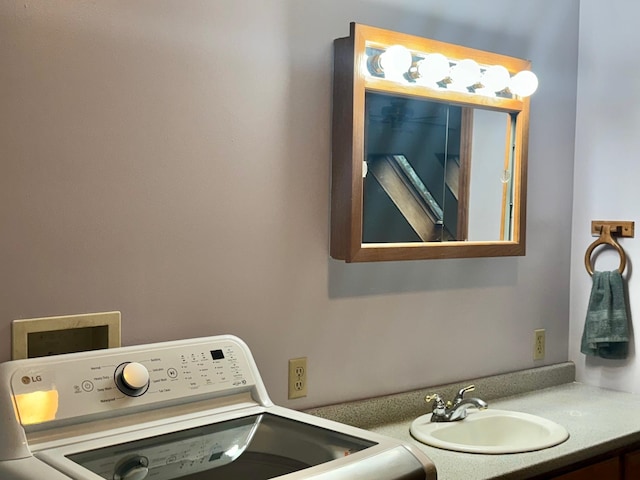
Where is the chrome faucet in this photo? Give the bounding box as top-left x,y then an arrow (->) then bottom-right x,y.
425,384 -> 488,422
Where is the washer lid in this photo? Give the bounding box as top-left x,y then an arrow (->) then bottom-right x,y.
66,413 -> 377,480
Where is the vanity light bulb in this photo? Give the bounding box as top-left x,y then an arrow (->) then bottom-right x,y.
510,70 -> 539,97
417,53 -> 450,84
449,59 -> 481,87
481,65 -> 510,93
379,45 -> 413,80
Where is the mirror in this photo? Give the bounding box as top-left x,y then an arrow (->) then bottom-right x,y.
331,23 -> 534,262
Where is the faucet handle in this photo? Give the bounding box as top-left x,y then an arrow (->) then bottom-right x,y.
425,394 -> 446,413
454,384 -> 476,403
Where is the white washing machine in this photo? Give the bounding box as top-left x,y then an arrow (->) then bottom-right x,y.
0,335 -> 436,479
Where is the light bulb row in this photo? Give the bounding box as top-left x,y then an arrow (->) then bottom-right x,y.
367,45 -> 538,98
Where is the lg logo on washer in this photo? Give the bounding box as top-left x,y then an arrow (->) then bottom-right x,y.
21,375 -> 43,385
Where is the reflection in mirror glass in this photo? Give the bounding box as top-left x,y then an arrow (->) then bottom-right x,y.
362,92 -> 511,244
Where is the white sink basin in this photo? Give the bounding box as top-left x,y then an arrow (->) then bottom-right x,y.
410,409 -> 569,454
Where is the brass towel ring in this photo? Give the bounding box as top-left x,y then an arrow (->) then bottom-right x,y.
584,225 -> 626,276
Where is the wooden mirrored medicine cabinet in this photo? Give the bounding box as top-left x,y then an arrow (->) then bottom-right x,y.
331,23 -> 534,262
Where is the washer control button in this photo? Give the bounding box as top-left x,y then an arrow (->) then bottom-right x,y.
81,380 -> 94,392
115,362 -> 150,397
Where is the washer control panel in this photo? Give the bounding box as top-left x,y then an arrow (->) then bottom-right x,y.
9,336 -> 257,427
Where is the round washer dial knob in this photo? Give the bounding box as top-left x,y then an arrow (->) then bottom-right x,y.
122,362 -> 150,390
114,455 -> 149,480
115,362 -> 150,397
122,467 -> 148,480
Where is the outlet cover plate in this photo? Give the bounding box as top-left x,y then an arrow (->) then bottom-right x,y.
288,357 -> 308,399
534,329 -> 545,361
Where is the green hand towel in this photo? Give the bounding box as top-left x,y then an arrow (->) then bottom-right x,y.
580,270 -> 629,359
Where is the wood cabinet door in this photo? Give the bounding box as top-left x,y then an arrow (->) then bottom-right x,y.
552,457 -> 621,480
623,449 -> 640,479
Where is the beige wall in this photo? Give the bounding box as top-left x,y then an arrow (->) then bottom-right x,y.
570,0 -> 640,393
0,0 -> 579,408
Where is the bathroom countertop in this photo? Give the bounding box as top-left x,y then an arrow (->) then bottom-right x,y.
307,364 -> 640,479
368,382 -> 640,479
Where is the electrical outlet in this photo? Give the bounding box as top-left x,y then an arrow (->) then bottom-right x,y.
534,329 -> 545,360
288,357 -> 307,399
